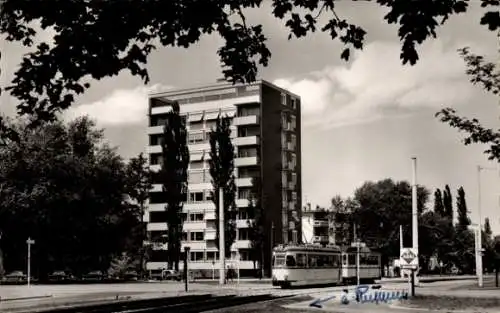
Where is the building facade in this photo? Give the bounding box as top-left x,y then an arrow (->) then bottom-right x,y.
145,80 -> 302,276
301,203 -> 354,247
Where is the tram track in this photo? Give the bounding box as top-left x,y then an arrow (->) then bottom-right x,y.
35,293 -> 289,313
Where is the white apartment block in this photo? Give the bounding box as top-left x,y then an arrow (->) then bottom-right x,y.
145,79 -> 302,276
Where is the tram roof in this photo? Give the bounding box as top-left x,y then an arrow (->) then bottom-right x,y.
343,246 -> 376,253
273,244 -> 342,253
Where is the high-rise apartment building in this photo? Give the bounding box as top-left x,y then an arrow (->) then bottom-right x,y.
145,80 -> 302,276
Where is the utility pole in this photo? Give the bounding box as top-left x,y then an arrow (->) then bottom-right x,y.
411,157 -> 419,285
219,188 -> 225,285
26,238 -> 35,287
354,223 -> 360,285
270,221 -> 275,278
477,165 -> 484,288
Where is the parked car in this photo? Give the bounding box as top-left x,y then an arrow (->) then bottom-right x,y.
48,271 -> 75,283
123,270 -> 139,281
163,269 -> 181,281
2,271 -> 27,284
82,270 -> 106,282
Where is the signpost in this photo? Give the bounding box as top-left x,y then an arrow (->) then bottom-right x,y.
26,238 -> 35,287
400,247 -> 418,296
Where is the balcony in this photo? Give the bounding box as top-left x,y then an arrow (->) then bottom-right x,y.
181,241 -> 206,251
146,145 -> 162,154
148,203 -> 166,212
236,177 -> 253,187
236,199 -> 250,207
147,125 -> 164,135
313,235 -> 329,243
205,229 -> 216,240
288,181 -> 295,189
286,142 -> 295,151
184,202 -> 215,212
183,221 -> 206,231
233,136 -> 260,146
313,220 -> 329,227
288,202 -> 295,211
236,219 -> 251,228
149,164 -> 161,172
151,184 -> 163,192
233,115 -> 259,126
234,156 -> 258,167
205,211 -> 216,220
147,223 -> 168,231
233,240 -> 251,249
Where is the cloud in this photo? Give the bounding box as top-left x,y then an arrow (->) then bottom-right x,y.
273,40 -> 475,129
65,84 -> 172,125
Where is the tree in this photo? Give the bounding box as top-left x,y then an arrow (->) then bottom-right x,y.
436,48 -> 500,162
247,178 -> 265,278
485,218 -> 492,238
2,1 -> 499,128
352,179 -> 430,269
209,114 -> 237,259
455,186 -> 470,232
159,101 -> 190,271
125,153 -> 153,277
0,116 -> 139,278
442,185 -> 454,222
433,189 -> 446,217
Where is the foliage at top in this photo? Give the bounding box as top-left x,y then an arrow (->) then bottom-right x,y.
1,0 -> 499,125
436,47 -> 500,162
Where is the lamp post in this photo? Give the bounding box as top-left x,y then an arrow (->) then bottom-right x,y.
26,238 -> 35,287
184,246 -> 190,292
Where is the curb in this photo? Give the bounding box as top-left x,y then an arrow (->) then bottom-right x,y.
0,295 -> 53,302
389,303 -> 500,313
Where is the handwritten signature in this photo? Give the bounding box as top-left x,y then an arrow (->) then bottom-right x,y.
310,285 -> 409,308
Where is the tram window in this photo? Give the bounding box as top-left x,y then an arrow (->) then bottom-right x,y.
275,256 -> 285,266
342,255 -> 347,265
348,254 -> 356,264
360,254 -> 367,264
317,255 -> 326,267
296,254 -> 307,267
286,255 -> 296,267
308,255 -> 318,267
333,255 -> 340,267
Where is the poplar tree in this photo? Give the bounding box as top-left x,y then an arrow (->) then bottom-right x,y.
160,101 -> 189,271
442,185 -> 453,222
433,189 -> 445,216
455,186 -> 470,232
209,115 -> 237,259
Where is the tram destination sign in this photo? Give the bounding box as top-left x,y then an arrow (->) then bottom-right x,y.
400,248 -> 418,269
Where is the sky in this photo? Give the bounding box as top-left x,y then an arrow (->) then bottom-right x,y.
1,2 -> 499,233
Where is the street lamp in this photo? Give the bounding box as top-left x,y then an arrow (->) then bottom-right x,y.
26,237 -> 35,287
184,246 -> 190,292
476,165 -> 499,287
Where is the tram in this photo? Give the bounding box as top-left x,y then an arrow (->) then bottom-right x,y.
271,244 -> 342,288
271,243 -> 382,288
341,246 -> 382,284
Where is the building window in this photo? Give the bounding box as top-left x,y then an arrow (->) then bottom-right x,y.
238,147 -> 258,158
150,211 -> 167,223
238,188 -> 251,200
189,213 -> 204,221
239,249 -> 251,261
204,190 -> 213,201
190,161 -> 204,170
190,121 -> 203,130
190,232 -> 204,241
188,132 -> 205,144
189,192 -> 204,203
149,192 -> 167,204
238,106 -> 260,117
190,251 -> 204,262
281,93 -> 287,106
207,251 -> 219,261
291,116 -> 296,130
150,154 -> 162,165
238,229 -> 249,240
238,208 -> 249,220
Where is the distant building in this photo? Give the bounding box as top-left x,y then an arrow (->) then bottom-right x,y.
301,203 -> 354,247
145,79 -> 302,276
